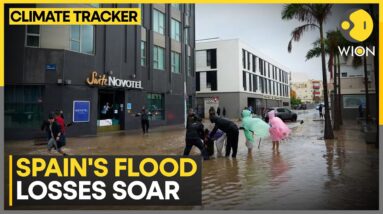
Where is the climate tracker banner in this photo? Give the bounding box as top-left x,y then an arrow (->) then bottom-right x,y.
6,156 -> 201,209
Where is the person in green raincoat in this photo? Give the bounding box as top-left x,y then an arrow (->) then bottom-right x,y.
241,109 -> 270,153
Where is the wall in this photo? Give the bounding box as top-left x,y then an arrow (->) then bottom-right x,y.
341,94 -> 377,120
196,92 -> 240,119
196,39 -> 240,92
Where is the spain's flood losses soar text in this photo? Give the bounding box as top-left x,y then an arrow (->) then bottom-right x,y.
8,156 -> 202,207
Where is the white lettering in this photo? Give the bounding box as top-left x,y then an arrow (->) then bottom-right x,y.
28,181 -> 47,200
146,181 -> 164,200
78,181 -> 91,200
127,181 -> 147,200
338,46 -> 351,56
92,181 -> 106,200
113,181 -> 127,200
48,181 -> 62,200
17,181 -> 29,200
366,46 -> 375,56
165,181 -> 179,200
63,181 -> 77,200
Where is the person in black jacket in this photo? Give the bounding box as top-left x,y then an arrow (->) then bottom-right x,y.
217,107 -> 221,117
141,108 -> 150,134
209,113 -> 239,158
184,114 -> 209,160
47,113 -> 67,156
186,108 -> 201,129
41,118 -> 51,140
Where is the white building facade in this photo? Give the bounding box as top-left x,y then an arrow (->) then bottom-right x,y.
336,55 -> 376,119
195,39 -> 291,119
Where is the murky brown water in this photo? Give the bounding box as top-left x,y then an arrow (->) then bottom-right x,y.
5,110 -> 379,210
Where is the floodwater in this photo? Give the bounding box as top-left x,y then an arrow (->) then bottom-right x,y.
5,110 -> 379,210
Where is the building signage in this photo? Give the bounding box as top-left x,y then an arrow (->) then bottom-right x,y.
127,103 -> 132,110
73,100 -> 90,123
45,64 -> 56,71
86,71 -> 142,89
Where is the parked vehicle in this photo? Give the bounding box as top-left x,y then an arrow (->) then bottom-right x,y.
299,104 -> 307,110
264,107 -> 297,122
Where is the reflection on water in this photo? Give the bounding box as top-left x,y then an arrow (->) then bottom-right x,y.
270,151 -> 289,187
5,110 -> 379,210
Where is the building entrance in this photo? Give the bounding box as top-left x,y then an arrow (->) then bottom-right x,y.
98,90 -> 125,132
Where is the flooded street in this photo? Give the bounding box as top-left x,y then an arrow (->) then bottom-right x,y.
5,110 -> 379,210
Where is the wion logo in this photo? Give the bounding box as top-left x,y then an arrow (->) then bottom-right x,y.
338,8 -> 375,57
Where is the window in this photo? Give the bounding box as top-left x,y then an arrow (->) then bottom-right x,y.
249,73 -> 252,92
171,19 -> 181,41
279,84 -> 282,96
259,58 -> 263,75
263,61 -> 266,75
171,52 -> 180,73
153,46 -> 165,70
253,75 -> 257,91
153,9 -> 165,34
147,93 -> 165,120
206,49 -> 217,69
140,41 -> 146,66
26,25 -> 40,47
260,77 -> 264,93
196,72 -> 200,91
184,28 -> 189,44
273,82 -> 275,95
206,71 -> 217,91
242,49 -> 246,69
5,86 -> 43,129
272,66 -> 275,79
247,52 -> 251,70
252,55 -> 256,72
70,25 -> 94,54
268,64 -> 271,77
243,71 -> 247,91
171,4 -> 181,9
342,72 -> 347,77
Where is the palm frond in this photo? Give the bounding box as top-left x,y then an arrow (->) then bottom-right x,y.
281,4 -> 319,24
312,38 -> 321,47
305,46 -> 322,60
287,38 -> 293,53
291,23 -> 319,42
281,4 -> 304,20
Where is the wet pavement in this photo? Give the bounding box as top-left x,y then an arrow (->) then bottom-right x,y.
5,110 -> 379,210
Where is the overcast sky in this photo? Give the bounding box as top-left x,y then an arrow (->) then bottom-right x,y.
195,4 -> 367,82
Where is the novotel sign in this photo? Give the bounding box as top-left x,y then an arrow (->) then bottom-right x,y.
86,71 -> 142,89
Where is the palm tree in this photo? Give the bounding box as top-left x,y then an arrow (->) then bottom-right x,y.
306,30 -> 346,130
282,4 -> 334,139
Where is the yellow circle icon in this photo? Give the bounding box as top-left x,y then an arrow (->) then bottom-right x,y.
341,21 -> 351,30
356,47 -> 364,55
